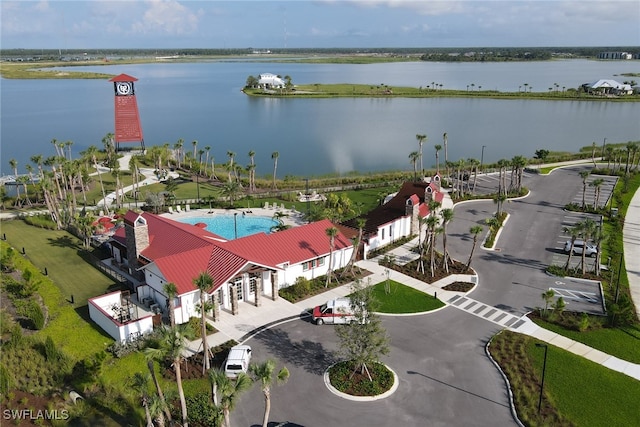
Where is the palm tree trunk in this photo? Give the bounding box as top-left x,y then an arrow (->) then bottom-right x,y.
262,392 -> 271,427
147,360 -> 172,422
175,358 -> 189,427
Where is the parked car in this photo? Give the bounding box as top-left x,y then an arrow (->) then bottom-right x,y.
563,239 -> 598,257
224,345 -> 252,378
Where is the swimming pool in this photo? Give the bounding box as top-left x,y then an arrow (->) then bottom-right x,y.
178,214 -> 278,240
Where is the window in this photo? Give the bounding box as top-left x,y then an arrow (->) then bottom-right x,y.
382,228 -> 385,240
302,257 -> 325,271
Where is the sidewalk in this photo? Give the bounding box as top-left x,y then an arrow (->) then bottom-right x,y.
623,185 -> 640,320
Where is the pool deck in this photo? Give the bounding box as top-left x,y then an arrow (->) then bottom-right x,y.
160,206 -> 308,230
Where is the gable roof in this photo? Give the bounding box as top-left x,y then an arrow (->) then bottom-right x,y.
342,181 -> 443,236
114,212 -> 351,296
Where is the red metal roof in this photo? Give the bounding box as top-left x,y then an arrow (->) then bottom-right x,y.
109,73 -> 139,82
113,212 -> 351,296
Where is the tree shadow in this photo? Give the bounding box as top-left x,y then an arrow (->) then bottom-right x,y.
253,328 -> 338,376
480,251 -> 547,271
47,235 -> 80,249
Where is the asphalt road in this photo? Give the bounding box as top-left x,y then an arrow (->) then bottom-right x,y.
232,165 -> 611,427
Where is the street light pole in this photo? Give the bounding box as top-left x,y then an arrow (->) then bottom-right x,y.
196,152 -> 202,207
535,343 -> 548,414
480,145 -> 486,172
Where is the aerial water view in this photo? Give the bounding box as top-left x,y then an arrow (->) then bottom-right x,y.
1,1 -> 639,426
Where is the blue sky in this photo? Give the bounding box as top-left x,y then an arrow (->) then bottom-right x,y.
2,1 -> 638,49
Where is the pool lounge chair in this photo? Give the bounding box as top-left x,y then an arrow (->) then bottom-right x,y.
168,206 -> 175,214
176,205 -> 183,213
185,204 -> 190,212
264,202 -> 270,209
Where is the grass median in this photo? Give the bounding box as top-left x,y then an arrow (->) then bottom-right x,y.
370,280 -> 444,313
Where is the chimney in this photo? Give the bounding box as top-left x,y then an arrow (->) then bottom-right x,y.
124,212 -> 149,276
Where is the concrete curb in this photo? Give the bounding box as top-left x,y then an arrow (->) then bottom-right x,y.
485,335 -> 525,427
323,362 -> 399,402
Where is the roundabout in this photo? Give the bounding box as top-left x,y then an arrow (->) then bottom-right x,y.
324,362 -> 399,402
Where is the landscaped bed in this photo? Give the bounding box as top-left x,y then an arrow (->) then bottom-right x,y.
369,280 -> 444,313
328,361 -> 394,397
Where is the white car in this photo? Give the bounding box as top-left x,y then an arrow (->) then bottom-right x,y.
563,240 -> 598,257
224,345 -> 252,378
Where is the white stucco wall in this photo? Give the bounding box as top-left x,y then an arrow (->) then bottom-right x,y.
88,291 -> 154,343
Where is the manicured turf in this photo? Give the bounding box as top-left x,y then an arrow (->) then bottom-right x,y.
1,219 -> 117,306
370,280 -> 444,313
526,335 -> 640,427
532,318 -> 640,364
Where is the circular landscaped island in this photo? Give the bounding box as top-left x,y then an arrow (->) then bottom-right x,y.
324,361 -> 398,401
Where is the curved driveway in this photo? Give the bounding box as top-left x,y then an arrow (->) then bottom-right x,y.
233,166 -> 597,427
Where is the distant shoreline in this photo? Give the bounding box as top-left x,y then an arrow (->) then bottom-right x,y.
243,84 -> 640,102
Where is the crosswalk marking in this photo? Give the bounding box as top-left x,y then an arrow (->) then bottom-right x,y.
446,295 -> 524,329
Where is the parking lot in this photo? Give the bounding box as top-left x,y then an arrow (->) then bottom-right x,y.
546,277 -> 606,316
550,211 -> 603,271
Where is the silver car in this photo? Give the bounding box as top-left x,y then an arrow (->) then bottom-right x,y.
563,240 -> 598,257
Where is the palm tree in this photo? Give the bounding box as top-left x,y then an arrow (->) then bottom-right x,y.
226,151 -> 235,182
541,289 -> 555,318
424,214 -> 440,277
467,158 -> 480,193
439,208 -> 454,273
248,150 -> 256,192
416,134 -> 427,177
164,282 -> 178,328
147,394 -> 168,427
209,369 -> 252,427
130,372 -> 154,427
443,132 -> 448,167
271,151 -> 279,190
191,140 -> 198,160
204,145 -> 211,175
8,159 -> 21,204
408,151 -> 419,181
466,225 -> 484,269
590,178 -> 604,209
143,348 -> 173,423
174,139 -> 184,169
493,192 -> 507,217
510,155 -> 527,193
624,141 -> 635,175
579,218 -> 597,276
249,359 -> 290,427
579,170 -> 590,210
342,218 -> 366,278
563,223 -> 582,271
434,144 -> 442,175
192,271 -> 214,374
221,181 -> 241,208
145,325 -> 192,427
325,226 -> 338,287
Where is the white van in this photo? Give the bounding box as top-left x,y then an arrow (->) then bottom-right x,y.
312,298 -> 357,325
224,345 -> 252,378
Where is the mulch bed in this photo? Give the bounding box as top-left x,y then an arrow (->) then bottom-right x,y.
442,281 -> 475,292
383,254 -> 473,284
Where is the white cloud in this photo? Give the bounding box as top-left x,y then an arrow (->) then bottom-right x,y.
131,0 -> 202,35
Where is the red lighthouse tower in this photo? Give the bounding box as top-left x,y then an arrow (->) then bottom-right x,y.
109,73 -> 145,152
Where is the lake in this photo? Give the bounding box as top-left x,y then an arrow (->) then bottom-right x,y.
1,59 -> 639,177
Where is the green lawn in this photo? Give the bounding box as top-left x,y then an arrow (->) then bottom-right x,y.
370,280 -> 444,313
1,219 -> 118,306
532,318 -> 640,364
526,336 -> 640,427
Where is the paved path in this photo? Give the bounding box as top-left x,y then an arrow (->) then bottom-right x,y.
623,184 -> 640,319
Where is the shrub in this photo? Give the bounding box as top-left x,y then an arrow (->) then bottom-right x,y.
27,300 -> 46,330
578,312 -> 590,332
186,393 -> 221,426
